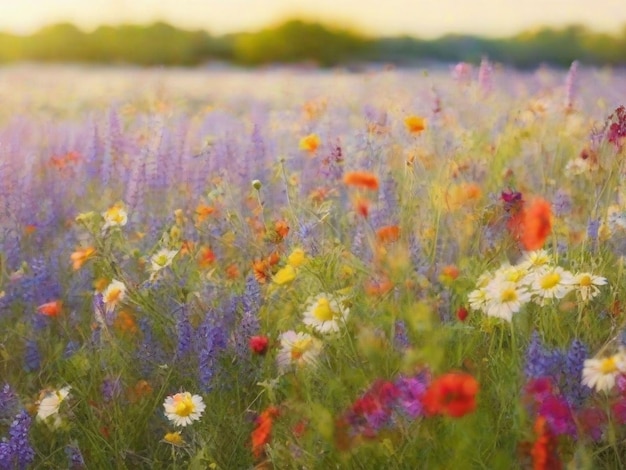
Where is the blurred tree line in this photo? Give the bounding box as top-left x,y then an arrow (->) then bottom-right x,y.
1,20 -> 625,67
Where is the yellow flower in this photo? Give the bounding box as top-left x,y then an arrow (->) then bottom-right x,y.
299,134 -> 321,154
404,115 -> 426,134
287,248 -> 306,267
273,265 -> 296,285
163,431 -> 185,447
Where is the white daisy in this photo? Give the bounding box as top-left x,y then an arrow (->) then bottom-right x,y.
582,352 -> 626,392
150,248 -> 178,273
102,203 -> 128,230
468,272 -> 493,313
276,331 -> 322,372
37,386 -> 71,428
102,279 -> 126,312
517,250 -> 551,273
529,266 -> 575,304
302,293 -> 349,334
484,279 -> 532,322
493,263 -> 531,286
163,392 -> 206,427
574,272 -> 607,302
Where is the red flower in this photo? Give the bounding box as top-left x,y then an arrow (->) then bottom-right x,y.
249,335 -> 269,355
251,406 -> 280,459
456,307 -> 469,322
521,198 -> 552,251
37,300 -> 63,317
343,171 -> 380,191
422,372 -> 479,418
530,416 -> 561,470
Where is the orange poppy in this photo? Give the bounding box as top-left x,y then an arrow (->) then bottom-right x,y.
521,198 -> 552,251
343,171 -> 379,191
251,406 -> 280,459
225,264 -> 240,279
530,416 -> 561,470
70,246 -> 96,270
37,300 -> 63,317
299,134 -> 321,154
404,115 -> 427,134
197,246 -> 216,268
422,372 -> 479,418
195,204 -> 215,224
376,225 -> 400,244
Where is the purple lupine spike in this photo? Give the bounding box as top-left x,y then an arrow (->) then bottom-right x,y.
564,338 -> 591,407
23,340 -> 40,373
552,190 -> 572,217
175,304 -> 194,359
65,443 -> 86,469
0,410 -> 35,470
524,331 -> 563,380
197,308 -> 229,392
0,384 -> 18,420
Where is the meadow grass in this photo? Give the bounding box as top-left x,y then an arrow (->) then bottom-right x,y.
1,62 -> 626,469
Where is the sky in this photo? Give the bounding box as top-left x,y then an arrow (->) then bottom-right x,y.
2,0 -> 626,38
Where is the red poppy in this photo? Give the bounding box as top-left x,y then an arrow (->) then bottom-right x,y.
37,300 -> 63,318
249,336 -> 269,355
251,406 -> 280,459
376,225 -> 400,244
422,372 -> 479,418
521,198 -> 552,251
343,171 -> 380,191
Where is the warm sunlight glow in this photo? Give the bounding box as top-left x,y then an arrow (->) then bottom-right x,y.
1,0 -> 625,37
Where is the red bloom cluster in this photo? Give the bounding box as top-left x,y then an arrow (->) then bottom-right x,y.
422,372 -> 479,418
251,406 -> 280,459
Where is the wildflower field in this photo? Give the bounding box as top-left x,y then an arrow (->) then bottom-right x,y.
3,61 -> 626,469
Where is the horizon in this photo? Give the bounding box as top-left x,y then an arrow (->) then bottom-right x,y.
2,0 -> 626,39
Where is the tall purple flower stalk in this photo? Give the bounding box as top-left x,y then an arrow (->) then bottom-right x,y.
175,304 -> 194,360
564,60 -> 579,111
197,307 -> 229,392
0,410 -> 35,470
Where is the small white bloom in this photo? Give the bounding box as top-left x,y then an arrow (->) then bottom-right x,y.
529,266 -> 575,304
163,392 -> 206,427
102,279 -> 126,312
102,203 -> 128,230
517,250 -> 551,273
574,272 -> 607,302
150,249 -> 178,273
484,279 -> 532,322
37,386 -> 71,428
582,352 -> 626,392
276,331 -> 322,372
302,293 -> 349,334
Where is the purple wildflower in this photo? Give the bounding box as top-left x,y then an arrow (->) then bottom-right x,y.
524,332 -> 563,380
564,60 -> 578,111
394,374 -> 427,418
175,304 -> 194,359
539,394 -> 576,437
0,384 -> 18,420
197,308 -> 229,392
65,443 -> 86,469
563,339 -> 591,407
0,410 -> 35,470
101,377 -> 122,403
23,340 -> 40,373
393,320 -> 410,350
552,190 -> 572,217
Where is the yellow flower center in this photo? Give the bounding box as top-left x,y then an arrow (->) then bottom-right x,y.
164,432 -> 184,445
540,272 -> 561,290
313,298 -> 336,321
173,395 -> 195,417
291,338 -> 312,360
579,275 -> 592,287
600,356 -> 618,374
105,288 -> 122,304
500,288 -> 518,302
106,207 -> 125,224
505,269 -> 524,283
155,255 -> 168,266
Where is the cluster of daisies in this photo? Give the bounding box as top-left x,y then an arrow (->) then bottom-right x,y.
276,292 -> 350,373
467,250 -> 607,322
